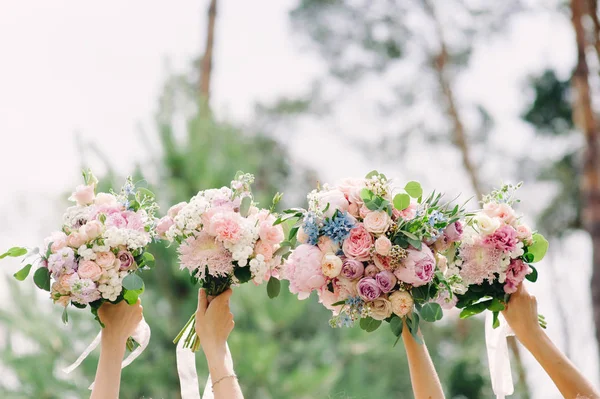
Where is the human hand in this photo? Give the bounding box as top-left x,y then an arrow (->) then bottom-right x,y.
195,288 -> 234,361
502,283 -> 543,341
98,299 -> 143,344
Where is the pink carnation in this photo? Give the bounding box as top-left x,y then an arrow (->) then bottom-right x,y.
459,240 -> 504,285
178,233 -> 233,279
284,244 -> 326,300
504,259 -> 530,294
259,220 -> 284,245
484,225 -> 518,252
394,245 -> 435,287
208,211 -> 244,243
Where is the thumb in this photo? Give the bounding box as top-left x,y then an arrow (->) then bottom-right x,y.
197,288 -> 208,318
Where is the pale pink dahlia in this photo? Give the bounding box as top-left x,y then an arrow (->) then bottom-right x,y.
504,258 -> 530,294
178,233 -> 233,279
459,241 -> 504,285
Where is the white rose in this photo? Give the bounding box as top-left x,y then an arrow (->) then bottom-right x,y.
321,253 -> 343,278
370,297 -> 393,320
474,213 -> 501,236
363,211 -> 391,235
389,291 -> 414,317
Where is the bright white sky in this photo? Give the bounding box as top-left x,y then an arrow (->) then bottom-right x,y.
0,1 -> 595,397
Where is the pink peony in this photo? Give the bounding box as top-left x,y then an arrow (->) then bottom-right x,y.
178,233 -> 233,278
504,259 -> 530,294
208,211 -> 244,243
123,211 -> 145,232
259,221 -> 285,245
156,216 -> 174,238
284,244 -> 326,300
95,251 -> 117,269
342,224 -> 373,261
167,202 -> 187,218
484,225 -> 518,252
374,236 -> 392,256
106,212 -> 128,229
444,221 -> 463,242
348,203 -> 360,218
77,260 -> 103,281
394,245 -> 435,287
363,211 -> 391,235
317,189 -> 350,218
318,287 -> 343,314
70,184 -> 95,206
254,239 -> 274,261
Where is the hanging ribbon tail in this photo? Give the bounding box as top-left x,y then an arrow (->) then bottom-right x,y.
177,320 -> 201,399
485,312 -> 515,399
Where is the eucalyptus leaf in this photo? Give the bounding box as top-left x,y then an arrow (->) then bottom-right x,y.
13,264 -> 32,281
390,316 -> 403,337
526,265 -> 538,282
240,196 -> 252,217
528,233 -> 549,262
359,317 -> 382,332
267,277 -> 281,299
0,247 -> 28,259
137,187 -> 155,199
33,267 -> 51,291
404,181 -> 423,198
420,302 -> 443,322
122,273 -> 144,291
393,193 -> 410,211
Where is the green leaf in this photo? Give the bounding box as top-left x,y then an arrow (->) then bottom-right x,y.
234,266 -> 252,284
411,286 -> 429,303
523,252 -> 534,263
390,316 -> 404,337
267,277 -> 281,299
420,302 -> 443,322
273,246 -> 291,258
62,306 -> 69,325
124,286 -> 145,305
33,267 -> 51,291
487,297 -> 506,312
406,238 -> 422,250
142,252 -> 155,268
331,300 -> 347,307
526,265 -> 538,282
240,196 -> 252,217
13,264 -> 32,281
404,181 -> 423,198
137,187 -> 155,199
359,316 -> 382,332
365,170 -> 380,179
122,273 -> 144,291
528,233 -> 549,263
402,230 -> 419,241
393,193 -> 410,211
360,188 -> 374,203
0,247 -> 28,259
492,311 -> 500,328
408,313 -> 422,344
459,299 -> 492,319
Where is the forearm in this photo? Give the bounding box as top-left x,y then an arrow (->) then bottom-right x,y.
519,330 -> 599,399
90,333 -> 126,399
206,346 -> 244,399
402,327 -> 445,399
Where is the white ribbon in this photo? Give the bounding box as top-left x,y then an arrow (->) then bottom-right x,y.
485,312 -> 514,399
63,317 -> 151,390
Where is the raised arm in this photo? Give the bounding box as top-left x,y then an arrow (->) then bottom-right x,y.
402,322 -> 445,399
503,284 -> 599,399
195,288 -> 243,399
90,299 -> 143,399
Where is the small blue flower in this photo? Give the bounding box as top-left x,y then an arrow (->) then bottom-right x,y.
303,212 -> 321,246
322,212 -> 355,245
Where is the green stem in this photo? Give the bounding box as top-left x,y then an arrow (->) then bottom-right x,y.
173,312 -> 196,345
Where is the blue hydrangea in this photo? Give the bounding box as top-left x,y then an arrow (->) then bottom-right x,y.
302,212 -> 321,246
322,212 -> 355,245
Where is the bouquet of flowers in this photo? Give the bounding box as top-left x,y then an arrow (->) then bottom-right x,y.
279,171 -> 468,343
452,183 -> 549,328
1,170 -> 158,335
158,172 -> 286,351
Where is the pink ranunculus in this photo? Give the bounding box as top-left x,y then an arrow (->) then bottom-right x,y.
394,245 -> 435,287
69,184 -> 95,206
374,236 -> 392,256
284,244 -> 327,299
484,224 -> 518,252
167,202 -> 187,218
78,260 -> 103,281
342,224 -> 373,261
95,251 -> 117,269
444,221 -> 463,242
504,258 -> 530,294
397,203 -> 417,221
255,239 -> 274,261
106,212 -> 127,229
363,211 -> 391,235
156,216 -> 174,238
117,250 -> 135,271
317,189 -> 350,218
516,224 -> 533,245
364,264 -> 379,278
259,221 -> 285,245
209,211 -> 243,243
484,202 -> 517,226
94,193 -> 118,207
66,233 -> 87,249
124,211 -> 145,232
83,220 -> 103,240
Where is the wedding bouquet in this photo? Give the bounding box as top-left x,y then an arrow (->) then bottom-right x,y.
279,171 -> 468,343
1,170 -> 158,332
452,183 -> 549,328
158,172 -> 286,351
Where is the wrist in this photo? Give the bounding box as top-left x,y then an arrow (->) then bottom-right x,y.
204,344 -> 228,365
101,329 -> 129,346
514,324 -> 544,347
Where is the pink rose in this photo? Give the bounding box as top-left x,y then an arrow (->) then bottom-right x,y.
83,220 -> 103,240
397,203 -> 417,221
77,260 -> 103,281
484,225 -> 518,252
318,236 -> 339,253
284,244 -> 327,299
156,216 -> 174,238
394,245 -> 435,287
484,203 -> 517,225
516,224 -> 533,245
321,253 -> 343,278
259,221 -> 285,245
117,250 -> 135,271
363,211 -> 391,235
168,202 -> 187,218
444,221 -> 463,242
94,193 -> 118,207
335,178 -> 365,205
69,184 -> 95,206
364,264 -> 379,278
374,236 -> 392,256
341,258 -> 365,280
95,251 -> 117,269
318,189 -> 349,218
209,212 -> 243,243
342,224 -> 373,261
389,291 -> 414,317
45,231 -> 68,253
254,239 -> 274,261
66,233 -> 87,249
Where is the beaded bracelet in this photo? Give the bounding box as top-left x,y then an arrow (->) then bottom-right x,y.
212,374 -> 237,391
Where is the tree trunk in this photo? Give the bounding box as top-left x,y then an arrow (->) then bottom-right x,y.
571,0 -> 600,373
587,0 -> 600,66
421,1 -> 530,396
199,0 -> 217,113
